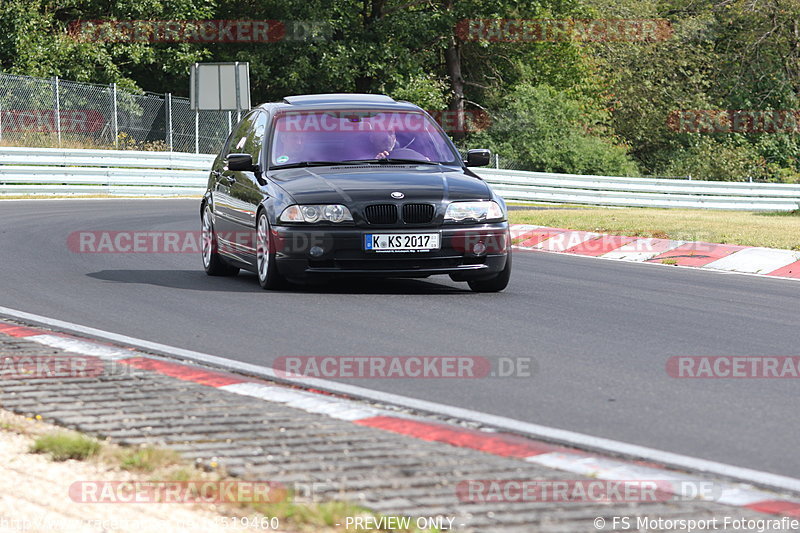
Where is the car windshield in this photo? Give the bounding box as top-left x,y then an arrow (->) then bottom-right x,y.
270,110 -> 459,167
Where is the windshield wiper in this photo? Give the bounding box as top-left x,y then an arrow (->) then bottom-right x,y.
385,158 -> 441,165
339,158 -> 441,166
269,161 -> 363,170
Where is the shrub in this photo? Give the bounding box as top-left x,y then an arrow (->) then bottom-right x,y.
30,432 -> 101,461
468,83 -> 639,176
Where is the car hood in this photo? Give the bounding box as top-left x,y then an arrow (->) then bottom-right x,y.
267,164 -> 492,205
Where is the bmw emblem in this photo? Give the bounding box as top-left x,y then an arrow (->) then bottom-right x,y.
391,191 -> 405,199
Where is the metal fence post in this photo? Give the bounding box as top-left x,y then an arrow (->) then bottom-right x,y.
112,83 -> 118,149
234,61 -> 242,123
166,93 -> 173,151
495,153 -> 499,169
227,111 -> 232,135
54,76 -> 62,147
195,109 -> 199,154
0,98 -> 3,144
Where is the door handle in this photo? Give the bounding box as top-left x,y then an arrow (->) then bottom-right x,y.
222,175 -> 236,185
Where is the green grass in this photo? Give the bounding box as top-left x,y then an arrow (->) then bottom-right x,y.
0,133 -> 169,151
23,425 -> 436,532
30,431 -> 101,461
510,207 -> 800,250
116,446 -> 182,473
0,421 -> 23,432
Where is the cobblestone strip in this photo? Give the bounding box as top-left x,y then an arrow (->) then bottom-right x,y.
0,327 -> 798,532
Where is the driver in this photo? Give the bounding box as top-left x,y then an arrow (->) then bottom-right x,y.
368,129 -> 397,159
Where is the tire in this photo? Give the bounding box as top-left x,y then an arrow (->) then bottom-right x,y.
202,204 -> 239,277
256,212 -> 288,290
468,251 -> 511,293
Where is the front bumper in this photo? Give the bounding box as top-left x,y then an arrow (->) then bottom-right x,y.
272,222 -> 510,280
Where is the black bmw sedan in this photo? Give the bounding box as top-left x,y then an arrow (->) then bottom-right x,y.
201,93 -> 511,292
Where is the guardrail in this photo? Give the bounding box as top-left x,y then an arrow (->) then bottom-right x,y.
475,168 -> 800,211
2,147 -> 800,209
0,147 -> 214,196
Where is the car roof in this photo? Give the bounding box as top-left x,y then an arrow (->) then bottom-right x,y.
283,94 -> 396,105
257,93 -> 422,113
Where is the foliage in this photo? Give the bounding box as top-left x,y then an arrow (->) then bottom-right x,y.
3,0 -> 800,179
469,83 -> 639,175
30,431 -> 101,461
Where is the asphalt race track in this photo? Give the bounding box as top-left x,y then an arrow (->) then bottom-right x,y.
1,199 -> 798,478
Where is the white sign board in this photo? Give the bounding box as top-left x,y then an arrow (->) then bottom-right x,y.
190,62 -> 251,112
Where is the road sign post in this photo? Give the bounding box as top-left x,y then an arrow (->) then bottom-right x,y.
190,62 -> 251,123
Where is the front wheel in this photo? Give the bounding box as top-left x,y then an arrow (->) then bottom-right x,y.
202,205 -> 239,277
468,252 -> 511,293
256,213 -> 288,290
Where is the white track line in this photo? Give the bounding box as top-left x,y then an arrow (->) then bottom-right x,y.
219,382 -> 386,421
30,334 -> 139,360
514,244 -> 800,285
0,304 -> 798,495
704,247 -> 800,274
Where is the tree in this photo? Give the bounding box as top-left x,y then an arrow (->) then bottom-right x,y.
469,83 -> 639,175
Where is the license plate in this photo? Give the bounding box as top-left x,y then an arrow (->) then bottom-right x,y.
364,233 -> 440,252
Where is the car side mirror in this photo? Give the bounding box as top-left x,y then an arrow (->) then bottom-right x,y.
466,149 -> 491,167
227,153 -> 256,171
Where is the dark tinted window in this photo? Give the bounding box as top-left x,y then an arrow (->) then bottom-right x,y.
270,110 -> 459,165
227,112 -> 268,165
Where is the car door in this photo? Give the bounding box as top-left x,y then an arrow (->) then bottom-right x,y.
226,110 -> 270,262
209,126 -> 237,221
213,111 -> 260,261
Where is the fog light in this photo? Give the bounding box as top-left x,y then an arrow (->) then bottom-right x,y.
473,242 -> 487,255
309,246 -> 324,257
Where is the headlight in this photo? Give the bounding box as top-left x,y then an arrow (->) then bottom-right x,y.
279,204 -> 353,223
444,201 -> 504,222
